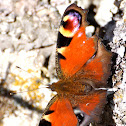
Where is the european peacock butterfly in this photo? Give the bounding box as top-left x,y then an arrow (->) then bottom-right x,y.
38,3 -> 112,126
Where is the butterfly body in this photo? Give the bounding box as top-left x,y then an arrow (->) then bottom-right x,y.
39,3 -> 112,126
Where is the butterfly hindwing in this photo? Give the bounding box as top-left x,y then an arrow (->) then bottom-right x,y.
74,40 -> 112,88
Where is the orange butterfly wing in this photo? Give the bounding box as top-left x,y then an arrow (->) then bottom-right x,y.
39,95 -> 78,126
39,91 -> 106,126
74,40 -> 112,88
57,27 -> 97,78
56,4 -> 98,79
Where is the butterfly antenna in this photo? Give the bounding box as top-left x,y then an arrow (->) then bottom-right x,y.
16,66 -> 40,79
10,85 -> 50,96
12,66 -> 51,96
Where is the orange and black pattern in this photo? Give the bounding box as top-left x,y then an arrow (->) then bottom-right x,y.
39,3 -> 112,126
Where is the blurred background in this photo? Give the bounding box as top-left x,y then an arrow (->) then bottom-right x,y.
0,0 -> 126,126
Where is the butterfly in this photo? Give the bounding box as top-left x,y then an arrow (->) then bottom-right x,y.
38,3 -> 112,126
